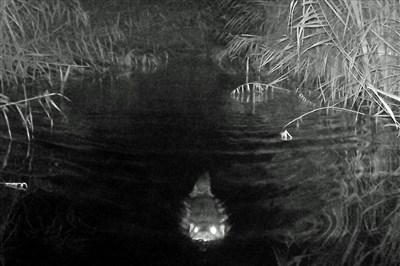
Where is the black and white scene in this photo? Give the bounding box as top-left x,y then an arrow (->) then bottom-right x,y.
0,0 -> 400,265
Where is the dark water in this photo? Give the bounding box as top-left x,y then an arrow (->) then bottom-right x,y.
1,58 -> 400,265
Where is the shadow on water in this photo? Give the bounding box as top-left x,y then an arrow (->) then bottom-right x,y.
1,58 -> 400,265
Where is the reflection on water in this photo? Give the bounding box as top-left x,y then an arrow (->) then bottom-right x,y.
0,187 -> 22,266
1,59 -> 400,264
181,172 -> 228,244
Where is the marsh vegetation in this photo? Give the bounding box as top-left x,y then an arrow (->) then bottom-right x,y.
2,1 -> 400,265
5,0 -> 400,135
216,0 -> 400,265
0,0 -> 214,139
219,0 -> 400,127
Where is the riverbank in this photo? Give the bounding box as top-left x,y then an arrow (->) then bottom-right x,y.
0,0 -> 219,138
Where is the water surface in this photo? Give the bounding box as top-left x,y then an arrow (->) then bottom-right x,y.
1,58 -> 400,265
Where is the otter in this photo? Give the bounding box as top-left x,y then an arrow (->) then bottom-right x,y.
181,172 -> 229,243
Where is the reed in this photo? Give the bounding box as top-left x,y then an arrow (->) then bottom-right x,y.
0,0 -> 88,85
216,0 -> 289,42
223,0 -> 400,127
0,0 -> 90,139
1,0 -> 214,85
0,0 -> 170,138
219,2 -> 400,263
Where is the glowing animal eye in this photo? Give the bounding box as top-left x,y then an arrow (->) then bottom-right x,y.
194,226 -> 199,233
209,226 -> 217,235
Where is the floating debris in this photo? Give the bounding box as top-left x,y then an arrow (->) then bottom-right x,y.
1,182 -> 28,191
280,130 -> 293,141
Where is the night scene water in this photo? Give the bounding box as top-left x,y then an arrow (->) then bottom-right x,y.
1,57 -> 400,266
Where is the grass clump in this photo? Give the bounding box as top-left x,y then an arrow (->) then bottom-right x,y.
1,0 -> 215,139
84,0 -> 216,56
0,0 -> 89,86
0,0 -> 89,139
0,0 -> 220,139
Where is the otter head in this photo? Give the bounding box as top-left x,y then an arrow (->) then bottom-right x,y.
190,172 -> 213,197
189,222 -> 226,242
